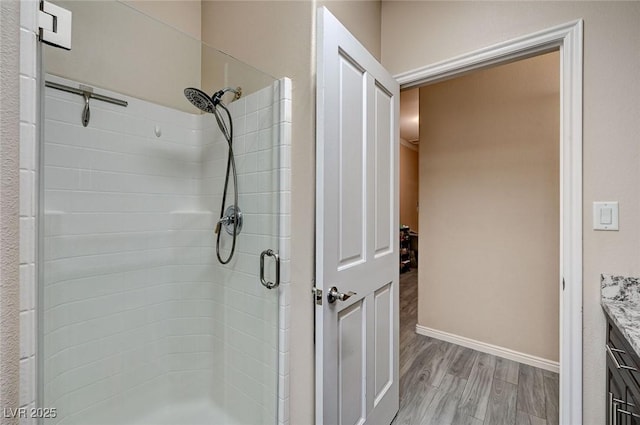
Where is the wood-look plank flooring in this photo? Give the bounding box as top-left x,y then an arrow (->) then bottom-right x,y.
393,269 -> 558,425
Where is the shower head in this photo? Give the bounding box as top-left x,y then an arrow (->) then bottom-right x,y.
184,86 -> 242,113
184,87 -> 215,113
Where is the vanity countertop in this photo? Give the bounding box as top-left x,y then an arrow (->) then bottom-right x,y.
601,274 -> 640,359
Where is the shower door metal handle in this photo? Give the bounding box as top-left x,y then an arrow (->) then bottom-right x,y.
260,249 -> 280,289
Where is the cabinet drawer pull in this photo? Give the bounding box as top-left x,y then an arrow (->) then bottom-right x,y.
607,344 -> 638,371
612,396 -> 636,407
618,408 -> 640,419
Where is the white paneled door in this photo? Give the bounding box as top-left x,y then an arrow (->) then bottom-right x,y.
315,7 -> 400,425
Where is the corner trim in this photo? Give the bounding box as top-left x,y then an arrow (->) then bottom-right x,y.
415,324 -> 560,373
394,20 -> 582,88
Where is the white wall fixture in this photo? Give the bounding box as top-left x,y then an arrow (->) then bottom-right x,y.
593,201 -> 619,231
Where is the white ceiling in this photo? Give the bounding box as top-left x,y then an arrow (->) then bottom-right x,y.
400,87 -> 419,143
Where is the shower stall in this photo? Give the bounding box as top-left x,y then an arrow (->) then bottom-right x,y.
36,2 -> 290,424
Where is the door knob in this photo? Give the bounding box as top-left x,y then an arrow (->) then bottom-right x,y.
327,286 -> 356,304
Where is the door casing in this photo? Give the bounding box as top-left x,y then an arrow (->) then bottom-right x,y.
394,20 -> 584,425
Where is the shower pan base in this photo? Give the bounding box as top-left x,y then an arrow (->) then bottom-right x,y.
131,399 -> 238,425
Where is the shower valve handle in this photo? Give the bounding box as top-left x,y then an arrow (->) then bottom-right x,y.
216,206 -> 243,236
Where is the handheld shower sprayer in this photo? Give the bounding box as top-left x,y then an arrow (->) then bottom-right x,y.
184,85 -> 243,264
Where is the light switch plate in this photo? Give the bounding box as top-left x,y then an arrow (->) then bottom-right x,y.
593,201 -> 619,230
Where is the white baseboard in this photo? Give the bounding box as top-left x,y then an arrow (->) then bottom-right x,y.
415,324 -> 560,374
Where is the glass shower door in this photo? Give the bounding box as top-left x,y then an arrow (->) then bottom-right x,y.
39,2 -> 281,424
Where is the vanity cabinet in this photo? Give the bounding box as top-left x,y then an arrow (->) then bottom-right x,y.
606,316 -> 640,424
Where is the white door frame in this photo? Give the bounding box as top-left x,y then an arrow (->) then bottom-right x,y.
393,20 -> 583,425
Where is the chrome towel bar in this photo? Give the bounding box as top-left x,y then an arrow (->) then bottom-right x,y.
45,80 -> 128,127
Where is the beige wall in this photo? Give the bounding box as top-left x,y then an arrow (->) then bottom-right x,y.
201,1 -> 381,423
382,2 -> 640,423
400,141 -> 419,231
124,0 -> 202,40
0,0 -> 21,422
418,52 -> 560,361
200,44 -> 275,104
45,1 -> 202,112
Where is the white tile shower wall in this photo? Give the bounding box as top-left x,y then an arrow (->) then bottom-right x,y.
42,76 -> 207,425
19,2 -> 39,423
36,76 -> 290,425
198,81 -> 291,425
